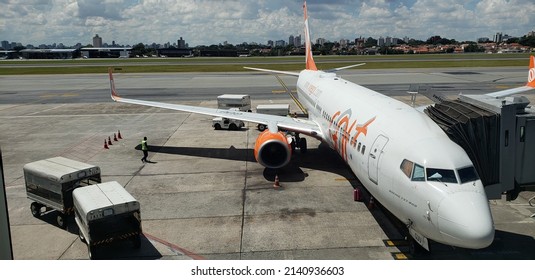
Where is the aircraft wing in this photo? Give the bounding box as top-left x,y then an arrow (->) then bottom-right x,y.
485,55 -> 535,98
485,85 -> 535,98
109,69 -> 324,140
243,67 -> 300,77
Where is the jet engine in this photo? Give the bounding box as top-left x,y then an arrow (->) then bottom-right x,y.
254,130 -> 292,169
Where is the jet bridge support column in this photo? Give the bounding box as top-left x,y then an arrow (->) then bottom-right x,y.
0,147 -> 13,259
495,100 -> 517,199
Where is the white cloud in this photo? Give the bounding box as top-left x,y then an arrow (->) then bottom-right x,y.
476,0 -> 535,31
0,0 -> 533,47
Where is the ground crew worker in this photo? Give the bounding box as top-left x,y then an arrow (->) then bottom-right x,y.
141,136 -> 148,163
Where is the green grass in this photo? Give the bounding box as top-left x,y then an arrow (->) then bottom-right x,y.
0,53 -> 532,75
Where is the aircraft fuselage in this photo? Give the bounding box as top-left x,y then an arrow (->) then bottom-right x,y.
296,70 -> 495,249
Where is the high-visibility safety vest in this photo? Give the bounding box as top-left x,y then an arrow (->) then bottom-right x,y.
141,140 -> 148,151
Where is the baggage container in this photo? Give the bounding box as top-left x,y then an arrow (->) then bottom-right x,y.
73,181 -> 142,259
23,157 -> 101,228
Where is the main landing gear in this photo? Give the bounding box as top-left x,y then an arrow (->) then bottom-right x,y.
290,133 -> 307,154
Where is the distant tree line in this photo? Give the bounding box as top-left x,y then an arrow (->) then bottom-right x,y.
4,34 -> 534,58
519,35 -> 535,47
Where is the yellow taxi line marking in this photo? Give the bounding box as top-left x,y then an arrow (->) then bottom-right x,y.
62,93 -> 79,97
272,90 -> 297,94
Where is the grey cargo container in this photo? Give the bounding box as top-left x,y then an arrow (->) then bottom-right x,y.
23,157 -> 101,228
73,181 -> 141,259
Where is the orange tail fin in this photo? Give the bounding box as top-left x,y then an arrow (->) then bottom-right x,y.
303,1 -> 317,71
527,55 -> 535,88
108,67 -> 121,101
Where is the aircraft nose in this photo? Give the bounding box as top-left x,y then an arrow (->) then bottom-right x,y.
438,192 -> 494,249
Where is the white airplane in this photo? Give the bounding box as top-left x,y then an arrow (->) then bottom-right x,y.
109,1 -> 535,253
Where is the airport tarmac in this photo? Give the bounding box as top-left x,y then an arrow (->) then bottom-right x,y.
1,68 -> 534,260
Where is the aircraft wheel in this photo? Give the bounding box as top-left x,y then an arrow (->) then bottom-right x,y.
88,245 -> 96,260
30,202 -> 41,218
258,124 -> 266,131
408,236 -> 428,258
291,140 -> 296,153
214,124 -> 221,130
299,138 -> 307,154
79,229 -> 86,243
56,213 -> 66,229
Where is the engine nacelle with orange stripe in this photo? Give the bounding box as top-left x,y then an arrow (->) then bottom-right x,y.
254,130 -> 292,169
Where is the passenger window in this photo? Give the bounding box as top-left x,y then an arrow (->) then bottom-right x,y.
400,159 -> 414,178
357,142 -> 361,152
411,164 -> 425,181
361,145 -> 366,154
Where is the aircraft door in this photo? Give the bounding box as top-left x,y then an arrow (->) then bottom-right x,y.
368,135 -> 389,184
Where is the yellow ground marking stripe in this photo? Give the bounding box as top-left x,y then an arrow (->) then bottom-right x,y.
40,93 -> 79,98
384,239 -> 409,247
392,252 -> 409,260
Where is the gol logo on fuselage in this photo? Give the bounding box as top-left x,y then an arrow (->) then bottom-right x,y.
329,109 -> 376,162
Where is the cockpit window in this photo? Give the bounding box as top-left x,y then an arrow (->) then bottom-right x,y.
411,164 -> 425,181
458,166 -> 479,184
426,168 -> 458,184
400,159 -> 413,178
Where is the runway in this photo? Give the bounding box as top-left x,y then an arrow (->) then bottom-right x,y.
0,67 -> 528,104
1,67 -> 534,260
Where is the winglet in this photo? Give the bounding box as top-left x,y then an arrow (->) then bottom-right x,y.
108,67 -> 121,101
527,55 -> 535,88
303,1 -> 317,71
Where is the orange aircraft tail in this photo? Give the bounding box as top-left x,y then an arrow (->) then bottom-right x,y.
527,55 -> 535,88
303,1 -> 317,71
108,67 -> 121,101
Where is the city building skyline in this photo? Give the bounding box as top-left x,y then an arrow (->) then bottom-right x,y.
2,29 -> 534,53
92,34 -> 102,48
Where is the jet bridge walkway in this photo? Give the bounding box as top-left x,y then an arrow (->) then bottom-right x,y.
425,100 -> 500,187
424,94 -> 535,200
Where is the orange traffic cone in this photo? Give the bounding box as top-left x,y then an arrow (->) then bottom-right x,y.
273,175 -> 280,189
117,130 -> 122,139
113,133 -> 118,141
104,140 -> 109,149
108,136 -> 113,146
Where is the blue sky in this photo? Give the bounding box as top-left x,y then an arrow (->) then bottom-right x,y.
1,0 -> 534,47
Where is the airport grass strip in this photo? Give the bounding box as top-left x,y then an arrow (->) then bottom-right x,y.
0,55 -> 531,75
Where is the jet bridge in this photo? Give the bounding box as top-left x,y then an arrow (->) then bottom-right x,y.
424,94 -> 535,200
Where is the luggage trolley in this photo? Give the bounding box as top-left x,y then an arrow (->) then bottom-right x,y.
23,157 -> 101,228
73,181 -> 142,259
